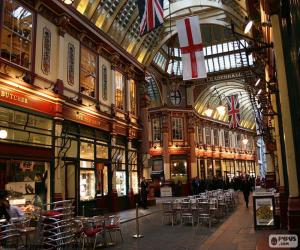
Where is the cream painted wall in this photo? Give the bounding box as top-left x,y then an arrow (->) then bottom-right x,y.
98,56 -> 112,105
63,33 -> 80,97
35,15 -> 59,85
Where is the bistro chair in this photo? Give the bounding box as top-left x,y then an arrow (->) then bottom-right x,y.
0,222 -> 24,249
197,202 -> 211,228
105,215 -> 123,244
81,216 -> 105,250
162,202 -> 176,226
180,202 -> 194,226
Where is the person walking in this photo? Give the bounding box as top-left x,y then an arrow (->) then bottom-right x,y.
242,176 -> 252,208
140,177 -> 148,209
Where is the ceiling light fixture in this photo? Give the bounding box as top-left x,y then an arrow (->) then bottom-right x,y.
257,89 -> 262,95
255,78 -> 261,86
62,0 -> 74,4
216,102 -> 226,117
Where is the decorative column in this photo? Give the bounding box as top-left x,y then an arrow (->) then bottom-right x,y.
204,157 -> 208,180
188,113 -> 197,178
271,13 -> 300,233
162,112 -> 170,180
55,15 -> 69,95
139,81 -> 151,179
54,118 -> 64,201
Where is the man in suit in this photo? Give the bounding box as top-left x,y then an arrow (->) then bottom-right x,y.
140,177 -> 148,209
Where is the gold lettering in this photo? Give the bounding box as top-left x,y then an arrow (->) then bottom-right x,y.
0,90 -> 29,104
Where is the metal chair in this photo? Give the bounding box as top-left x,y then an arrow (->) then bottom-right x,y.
197,202 -> 211,228
180,202 -> 194,226
105,215 -> 123,244
162,202 -> 176,226
0,223 -> 24,249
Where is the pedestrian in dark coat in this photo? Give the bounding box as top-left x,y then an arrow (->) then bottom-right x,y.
140,177 -> 148,209
242,177 -> 252,208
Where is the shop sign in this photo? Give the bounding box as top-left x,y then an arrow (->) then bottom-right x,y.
254,197 -> 275,227
169,148 -> 187,154
63,106 -> 110,131
0,85 -> 57,115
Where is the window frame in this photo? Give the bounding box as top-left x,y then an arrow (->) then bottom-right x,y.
171,117 -> 183,141
0,0 -> 34,71
80,46 -> 98,98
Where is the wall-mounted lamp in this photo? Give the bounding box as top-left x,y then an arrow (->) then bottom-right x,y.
242,138 -> 249,145
244,20 -> 253,34
0,129 -> 8,139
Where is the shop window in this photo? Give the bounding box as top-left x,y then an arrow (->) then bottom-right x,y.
152,118 -> 161,142
1,0 -> 32,68
95,163 -> 108,196
96,144 -> 108,159
115,71 -> 124,110
80,140 -> 94,160
102,65 -> 108,101
215,160 -> 221,177
213,128 -> 219,146
237,133 -> 241,149
224,130 -> 229,147
130,79 -> 136,115
170,159 -> 187,184
0,107 -> 52,148
205,127 -> 211,145
171,117 -> 183,140
80,167 -> 95,201
197,126 -> 203,144
207,158 -> 213,178
4,160 -> 49,205
116,171 -> 126,196
128,150 -> 138,194
80,46 -> 96,98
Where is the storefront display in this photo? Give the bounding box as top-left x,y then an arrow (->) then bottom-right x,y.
4,160 -> 49,205
170,159 -> 187,184
80,169 -> 95,200
116,171 -> 126,196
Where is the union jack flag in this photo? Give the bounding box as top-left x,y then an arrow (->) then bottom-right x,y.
226,94 -> 241,129
137,0 -> 164,36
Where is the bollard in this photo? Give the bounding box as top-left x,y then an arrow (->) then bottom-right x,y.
132,203 -> 144,238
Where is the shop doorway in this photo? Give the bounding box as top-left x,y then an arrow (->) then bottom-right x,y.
65,162 -> 78,212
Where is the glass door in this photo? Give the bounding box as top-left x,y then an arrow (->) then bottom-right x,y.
65,162 -> 78,212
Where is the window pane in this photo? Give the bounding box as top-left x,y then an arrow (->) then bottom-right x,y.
80,141 -> 94,160
130,79 -> 136,115
115,71 -> 124,109
172,117 -> 183,140
80,169 -> 95,200
80,47 -> 96,98
1,1 -> 32,68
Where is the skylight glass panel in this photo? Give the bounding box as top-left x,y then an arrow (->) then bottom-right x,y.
228,42 -> 234,51
219,56 -> 225,70
206,46 -> 212,56
212,45 -> 217,54
230,54 -> 236,68
223,43 -> 228,52
213,58 -> 220,71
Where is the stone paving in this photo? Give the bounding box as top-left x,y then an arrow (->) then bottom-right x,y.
103,193 -> 246,250
103,193 -> 288,250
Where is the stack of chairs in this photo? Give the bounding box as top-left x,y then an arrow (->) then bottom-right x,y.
36,200 -> 75,249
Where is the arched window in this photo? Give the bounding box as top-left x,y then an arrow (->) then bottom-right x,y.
102,65 -> 107,101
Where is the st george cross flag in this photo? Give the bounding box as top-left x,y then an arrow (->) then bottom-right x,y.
176,16 -> 207,80
137,0 -> 164,36
226,94 -> 241,129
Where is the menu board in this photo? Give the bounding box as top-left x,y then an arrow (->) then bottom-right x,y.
254,196 -> 275,228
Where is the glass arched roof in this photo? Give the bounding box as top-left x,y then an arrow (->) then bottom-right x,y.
73,0 -> 248,64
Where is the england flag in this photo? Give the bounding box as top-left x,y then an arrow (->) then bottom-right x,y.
176,16 -> 207,80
